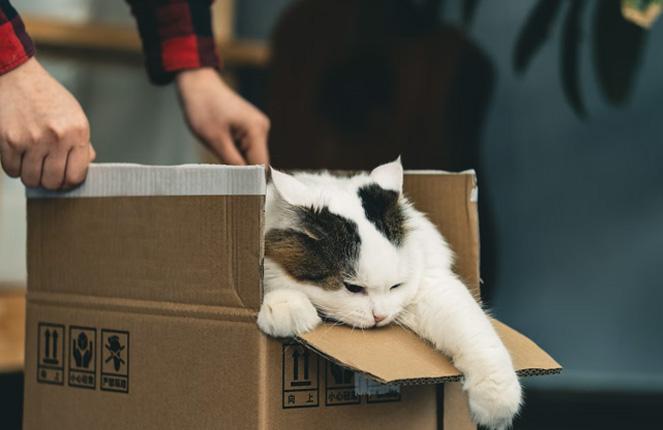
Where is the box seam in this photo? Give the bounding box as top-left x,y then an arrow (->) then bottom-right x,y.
26,291 -> 257,323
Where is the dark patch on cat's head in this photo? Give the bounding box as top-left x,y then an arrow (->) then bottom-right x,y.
358,184 -> 405,246
265,206 -> 360,290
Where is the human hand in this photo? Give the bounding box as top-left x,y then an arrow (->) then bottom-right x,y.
176,68 -> 270,166
0,57 -> 95,189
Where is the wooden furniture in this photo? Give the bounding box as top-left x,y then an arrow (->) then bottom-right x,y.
0,287 -> 25,373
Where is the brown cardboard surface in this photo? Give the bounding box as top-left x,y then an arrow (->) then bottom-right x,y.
27,195 -> 263,310
23,295 -> 437,430
403,172 -> 480,300
24,301 -> 264,429
444,383 -> 476,430
263,334 -> 438,430
23,165 -> 559,430
298,319 -> 561,384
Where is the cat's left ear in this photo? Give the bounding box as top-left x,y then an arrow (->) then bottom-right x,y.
370,156 -> 403,193
270,168 -> 310,206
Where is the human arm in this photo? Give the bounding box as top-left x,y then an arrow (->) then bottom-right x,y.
0,1 -> 94,189
126,0 -> 269,165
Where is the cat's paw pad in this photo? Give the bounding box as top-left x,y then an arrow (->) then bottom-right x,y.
466,370 -> 522,430
257,290 -> 322,338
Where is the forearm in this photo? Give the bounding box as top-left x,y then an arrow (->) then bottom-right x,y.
126,0 -> 219,85
0,0 -> 35,74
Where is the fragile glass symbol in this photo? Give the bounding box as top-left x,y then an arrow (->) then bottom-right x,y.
73,332 -> 93,368
105,336 -> 126,371
330,363 -> 354,385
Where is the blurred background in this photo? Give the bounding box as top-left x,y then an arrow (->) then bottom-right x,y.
1,0 -> 662,429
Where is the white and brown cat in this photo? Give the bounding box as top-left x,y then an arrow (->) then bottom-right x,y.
257,159 -> 521,430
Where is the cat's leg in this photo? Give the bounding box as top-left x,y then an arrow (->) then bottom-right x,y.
400,273 -> 521,430
257,289 -> 322,337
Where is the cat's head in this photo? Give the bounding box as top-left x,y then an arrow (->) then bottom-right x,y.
264,158 -> 421,329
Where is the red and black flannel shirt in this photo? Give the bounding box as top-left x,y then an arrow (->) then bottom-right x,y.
0,0 -> 219,84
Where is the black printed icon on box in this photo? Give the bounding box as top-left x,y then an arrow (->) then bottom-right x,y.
37,322 -> 65,385
325,362 -> 360,406
68,326 -> 96,389
100,329 -> 129,393
282,342 -> 319,408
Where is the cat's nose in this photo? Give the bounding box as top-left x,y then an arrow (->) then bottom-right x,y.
373,313 -> 386,323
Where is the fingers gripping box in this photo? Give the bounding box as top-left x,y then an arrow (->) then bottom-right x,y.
23,164 -> 560,429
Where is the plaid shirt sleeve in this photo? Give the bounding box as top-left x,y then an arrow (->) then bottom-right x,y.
126,0 -> 220,85
0,0 -> 35,75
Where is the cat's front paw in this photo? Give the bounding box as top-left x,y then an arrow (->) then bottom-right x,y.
465,368 -> 522,430
257,290 -> 322,338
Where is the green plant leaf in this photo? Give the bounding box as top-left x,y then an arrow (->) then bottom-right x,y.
593,0 -> 647,105
561,0 -> 588,118
513,0 -> 564,74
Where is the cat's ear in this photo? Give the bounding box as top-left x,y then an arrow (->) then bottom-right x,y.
370,156 -> 403,193
270,168 -> 310,205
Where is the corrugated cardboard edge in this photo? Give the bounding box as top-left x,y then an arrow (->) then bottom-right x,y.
25,163 -> 266,198
297,320 -> 561,385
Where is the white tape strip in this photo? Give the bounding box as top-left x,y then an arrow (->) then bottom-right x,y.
26,163 -> 266,198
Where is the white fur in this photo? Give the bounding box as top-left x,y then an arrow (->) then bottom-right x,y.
369,156 -> 403,192
258,159 -> 521,429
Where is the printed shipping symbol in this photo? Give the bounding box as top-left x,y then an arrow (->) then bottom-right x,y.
73,332 -> 93,368
282,343 -> 319,408
291,348 -> 311,386
68,327 -> 97,389
105,336 -> 126,371
330,363 -> 354,385
100,330 -> 129,393
43,329 -> 60,365
37,323 -> 65,385
325,361 -> 360,406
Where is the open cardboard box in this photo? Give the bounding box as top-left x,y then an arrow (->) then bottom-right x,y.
23,164 -> 560,429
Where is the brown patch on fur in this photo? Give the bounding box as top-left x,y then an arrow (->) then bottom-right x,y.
265,207 -> 360,290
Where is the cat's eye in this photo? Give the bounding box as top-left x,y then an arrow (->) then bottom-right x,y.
344,282 -> 365,294
390,283 -> 402,290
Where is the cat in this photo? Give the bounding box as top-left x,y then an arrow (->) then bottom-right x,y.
257,158 -> 521,430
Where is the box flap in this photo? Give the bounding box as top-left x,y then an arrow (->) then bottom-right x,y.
403,171 -> 480,300
297,320 -> 561,384
26,164 -> 265,310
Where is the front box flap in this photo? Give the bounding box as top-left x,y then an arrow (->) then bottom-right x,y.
298,320 -> 561,384
26,164 -> 265,310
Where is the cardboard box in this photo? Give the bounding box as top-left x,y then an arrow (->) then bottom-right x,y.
23,164 -> 560,429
